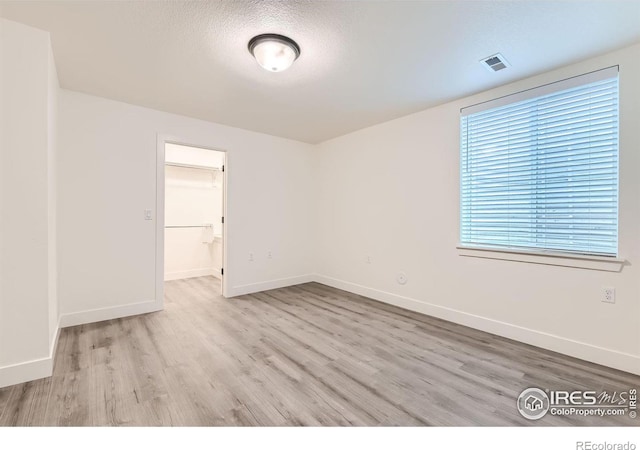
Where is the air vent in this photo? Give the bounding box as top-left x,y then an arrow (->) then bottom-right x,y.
481,53 -> 510,72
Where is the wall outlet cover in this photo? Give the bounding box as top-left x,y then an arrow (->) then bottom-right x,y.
602,287 -> 615,304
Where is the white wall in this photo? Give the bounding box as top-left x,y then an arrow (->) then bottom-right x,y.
0,18 -> 59,387
164,145 -> 224,281
315,43 -> 640,374
57,90 -> 315,325
47,41 -> 59,348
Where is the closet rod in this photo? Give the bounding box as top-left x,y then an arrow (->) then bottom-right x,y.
165,162 -> 221,172
165,225 -> 212,229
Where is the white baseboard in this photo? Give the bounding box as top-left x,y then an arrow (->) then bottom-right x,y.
164,267 -> 216,281
313,274 -> 640,376
0,298 -> 161,388
0,318 -> 61,389
59,299 -> 162,328
229,274 -> 315,297
4,272 -> 635,388
0,356 -> 53,389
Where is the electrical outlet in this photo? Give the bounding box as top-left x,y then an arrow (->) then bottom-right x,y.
365,256 -> 372,264
267,251 -> 272,259
249,253 -> 254,262
602,287 -> 615,304
144,209 -> 153,220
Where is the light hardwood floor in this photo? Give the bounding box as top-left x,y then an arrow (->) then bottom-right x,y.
1,276 -> 638,426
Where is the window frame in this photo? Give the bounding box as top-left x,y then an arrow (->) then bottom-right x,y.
458,66 -> 622,270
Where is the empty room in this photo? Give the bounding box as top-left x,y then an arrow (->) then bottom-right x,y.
1,0 -> 639,446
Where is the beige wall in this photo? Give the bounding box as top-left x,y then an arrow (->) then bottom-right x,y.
0,18 -> 59,386
47,38 -> 59,348
315,43 -> 640,374
57,89 -> 316,323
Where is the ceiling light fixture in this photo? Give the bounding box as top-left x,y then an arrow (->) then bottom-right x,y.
248,34 -> 300,72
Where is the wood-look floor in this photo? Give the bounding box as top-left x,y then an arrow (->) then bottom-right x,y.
1,276 -> 638,426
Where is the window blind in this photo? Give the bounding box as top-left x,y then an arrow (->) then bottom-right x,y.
460,67 -> 619,256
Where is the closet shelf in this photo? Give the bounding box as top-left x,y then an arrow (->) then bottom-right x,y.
165,225 -> 213,229
165,162 -> 221,172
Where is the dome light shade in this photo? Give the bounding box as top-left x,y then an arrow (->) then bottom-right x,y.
248,34 -> 300,72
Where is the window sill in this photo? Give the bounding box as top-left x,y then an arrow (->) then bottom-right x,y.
457,245 -> 626,272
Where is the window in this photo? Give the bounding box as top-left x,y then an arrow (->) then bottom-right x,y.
460,67 -> 619,257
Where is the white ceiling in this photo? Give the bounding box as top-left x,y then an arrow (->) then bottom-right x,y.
1,1 -> 639,143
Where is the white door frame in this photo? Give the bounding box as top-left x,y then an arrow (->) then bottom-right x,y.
155,134 -> 229,308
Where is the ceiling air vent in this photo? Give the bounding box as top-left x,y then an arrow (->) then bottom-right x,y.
481,53 -> 510,72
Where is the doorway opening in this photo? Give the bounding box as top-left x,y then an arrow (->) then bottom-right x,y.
157,140 -> 227,303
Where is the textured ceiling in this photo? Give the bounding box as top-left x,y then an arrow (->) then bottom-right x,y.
1,1 -> 639,143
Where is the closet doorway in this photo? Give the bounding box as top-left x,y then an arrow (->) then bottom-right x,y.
158,141 -> 227,298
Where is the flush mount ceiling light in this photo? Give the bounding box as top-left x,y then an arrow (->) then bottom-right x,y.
248,34 -> 300,72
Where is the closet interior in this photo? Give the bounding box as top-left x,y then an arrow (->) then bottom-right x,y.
164,143 -> 225,290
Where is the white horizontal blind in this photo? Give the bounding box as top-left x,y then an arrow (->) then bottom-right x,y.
460,69 -> 619,256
